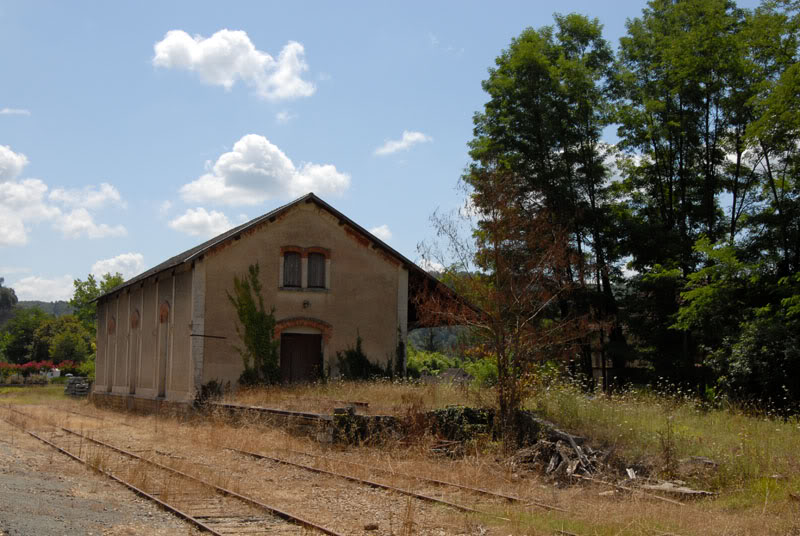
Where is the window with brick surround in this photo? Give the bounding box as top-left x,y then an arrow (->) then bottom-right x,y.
308,252 -> 326,288
283,252 -> 301,287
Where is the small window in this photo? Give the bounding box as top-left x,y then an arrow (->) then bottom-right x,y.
308,253 -> 326,288
283,252 -> 301,287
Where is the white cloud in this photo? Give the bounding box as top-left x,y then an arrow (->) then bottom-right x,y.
179,134 -> 350,206
159,200 -> 172,216
91,253 -> 145,280
153,29 -> 315,101
12,274 -> 74,301
59,208 -> 127,239
418,259 -> 445,273
0,145 -> 127,245
0,266 -> 31,276
369,224 -> 392,241
275,110 -> 294,124
49,182 -> 125,209
374,130 -> 433,156
169,207 -> 234,238
0,108 -> 30,116
0,145 -> 29,181
0,178 -> 62,246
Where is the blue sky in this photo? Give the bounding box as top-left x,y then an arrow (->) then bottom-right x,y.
0,0 -> 758,301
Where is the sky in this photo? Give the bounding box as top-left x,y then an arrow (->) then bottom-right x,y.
0,0 -> 760,301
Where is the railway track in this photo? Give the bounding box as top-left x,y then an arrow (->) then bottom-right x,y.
228,445 -> 503,519
2,408 -> 343,536
18,404 -> 566,514
272,446 -> 567,512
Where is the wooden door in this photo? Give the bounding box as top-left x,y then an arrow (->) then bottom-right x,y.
280,334 -> 323,383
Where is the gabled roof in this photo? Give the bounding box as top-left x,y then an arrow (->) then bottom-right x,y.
96,193 -> 445,303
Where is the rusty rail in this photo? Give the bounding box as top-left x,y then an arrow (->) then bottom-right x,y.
62,408 -> 134,427
56,426 -> 345,535
279,446 -> 566,513
2,408 -> 345,536
228,446 -> 509,520
26,428 -> 226,535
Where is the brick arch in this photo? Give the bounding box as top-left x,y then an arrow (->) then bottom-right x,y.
306,246 -> 331,259
280,245 -> 305,257
274,317 -> 332,344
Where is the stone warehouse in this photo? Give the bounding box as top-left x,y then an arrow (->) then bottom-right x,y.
92,193 -> 454,404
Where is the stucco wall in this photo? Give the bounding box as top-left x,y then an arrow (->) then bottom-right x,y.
94,269 -> 194,402
112,293 -> 129,393
201,202 -> 406,386
138,277 -> 157,392
94,300 -> 108,392
168,270 -> 193,397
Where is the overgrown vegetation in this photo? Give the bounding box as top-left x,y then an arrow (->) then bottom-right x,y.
405,345 -> 497,387
0,272 -> 120,378
410,0 -> 800,435
227,262 -> 280,386
336,335 -> 388,380
530,375 -> 800,497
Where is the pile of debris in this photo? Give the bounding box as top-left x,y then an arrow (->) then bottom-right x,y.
510,438 -> 608,478
64,376 -> 91,397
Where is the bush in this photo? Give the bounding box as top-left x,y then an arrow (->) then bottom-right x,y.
464,357 -> 498,387
406,345 -> 498,387
77,359 -> 95,382
336,335 -> 386,380
406,346 -> 456,377
711,307 -> 800,413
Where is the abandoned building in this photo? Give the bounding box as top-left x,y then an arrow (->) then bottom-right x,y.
92,193 -> 455,406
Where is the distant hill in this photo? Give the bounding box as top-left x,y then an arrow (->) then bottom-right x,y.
17,301 -> 73,317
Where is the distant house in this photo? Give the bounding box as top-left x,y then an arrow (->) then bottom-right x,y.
92,193 -> 455,405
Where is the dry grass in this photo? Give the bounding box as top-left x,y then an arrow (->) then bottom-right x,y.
4,385 -> 800,534
227,380 -> 490,415
530,381 -> 800,511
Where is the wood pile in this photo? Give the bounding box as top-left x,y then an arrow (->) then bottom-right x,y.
510,439 -> 607,478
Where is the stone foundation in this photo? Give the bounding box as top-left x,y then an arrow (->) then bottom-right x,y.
90,391 -> 190,416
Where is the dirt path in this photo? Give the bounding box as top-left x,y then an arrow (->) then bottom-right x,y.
0,419 -> 199,536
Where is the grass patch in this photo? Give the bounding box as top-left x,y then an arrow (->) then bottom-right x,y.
529,380 -> 800,508
0,384 -> 67,404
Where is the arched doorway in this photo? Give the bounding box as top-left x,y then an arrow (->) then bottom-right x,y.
275,318 -> 331,383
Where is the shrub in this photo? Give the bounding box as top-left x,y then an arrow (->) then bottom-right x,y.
77,358 -> 95,381
227,263 -> 280,386
406,346 -> 456,377
336,335 -> 385,380
464,357 -> 498,387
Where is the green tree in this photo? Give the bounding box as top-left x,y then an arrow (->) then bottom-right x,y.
28,314 -> 93,364
31,316 -> 58,362
1,307 -> 51,364
227,263 -> 280,385
0,277 -> 18,327
612,0 -> 762,384
69,273 -> 125,332
465,13 -> 622,385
